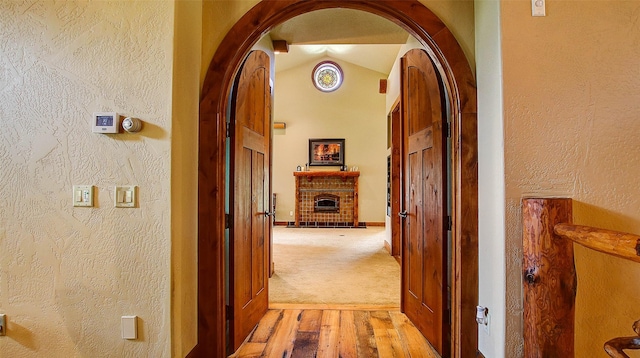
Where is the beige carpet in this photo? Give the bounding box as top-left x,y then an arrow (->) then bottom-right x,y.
269,227 -> 401,306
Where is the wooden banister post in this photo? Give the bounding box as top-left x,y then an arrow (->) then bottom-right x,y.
522,198 -> 576,358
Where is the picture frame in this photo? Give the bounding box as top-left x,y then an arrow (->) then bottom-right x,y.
308,138 -> 345,166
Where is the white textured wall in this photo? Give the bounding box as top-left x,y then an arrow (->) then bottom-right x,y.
0,1 -> 174,356
502,1 -> 640,356
272,59 -> 388,223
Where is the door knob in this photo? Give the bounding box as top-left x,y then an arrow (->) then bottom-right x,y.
263,211 -> 274,217
398,211 -> 408,218
524,267 -> 538,284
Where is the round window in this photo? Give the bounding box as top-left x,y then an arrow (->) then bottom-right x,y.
312,61 -> 343,92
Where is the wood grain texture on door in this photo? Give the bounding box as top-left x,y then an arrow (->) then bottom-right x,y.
400,48 -> 449,356
229,50 -> 272,352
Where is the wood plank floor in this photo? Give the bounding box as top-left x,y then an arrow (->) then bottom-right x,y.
229,309 -> 441,358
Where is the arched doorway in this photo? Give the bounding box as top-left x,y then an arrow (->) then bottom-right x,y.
198,1 -> 477,357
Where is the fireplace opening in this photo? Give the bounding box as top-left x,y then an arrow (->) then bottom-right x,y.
314,194 -> 340,213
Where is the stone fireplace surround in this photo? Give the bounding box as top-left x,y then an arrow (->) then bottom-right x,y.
293,171 -> 360,227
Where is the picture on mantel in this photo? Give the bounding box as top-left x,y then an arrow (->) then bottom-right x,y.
308,138 -> 345,166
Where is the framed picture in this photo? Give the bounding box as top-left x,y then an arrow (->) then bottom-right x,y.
309,138 -> 345,166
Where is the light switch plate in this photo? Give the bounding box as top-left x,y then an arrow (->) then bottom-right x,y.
73,185 -> 94,207
532,0 -> 546,16
121,315 -> 137,339
115,186 -> 136,208
0,314 -> 5,336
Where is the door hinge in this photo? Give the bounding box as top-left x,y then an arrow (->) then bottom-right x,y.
225,213 -> 230,229
226,305 -> 233,319
226,124 -> 231,138
447,215 -> 452,231
446,122 -> 452,138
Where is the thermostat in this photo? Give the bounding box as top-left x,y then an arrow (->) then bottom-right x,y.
92,112 -> 119,133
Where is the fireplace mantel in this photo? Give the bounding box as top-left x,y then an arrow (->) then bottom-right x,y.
293,171 -> 360,227
293,171 -> 360,181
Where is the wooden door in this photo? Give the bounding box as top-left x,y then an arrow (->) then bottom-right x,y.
390,101 -> 402,258
229,50 -> 272,352
400,49 -> 449,356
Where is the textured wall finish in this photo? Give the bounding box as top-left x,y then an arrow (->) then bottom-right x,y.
502,1 -> 640,356
0,1 -> 174,356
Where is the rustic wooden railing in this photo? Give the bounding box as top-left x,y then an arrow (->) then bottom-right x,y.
522,198 -> 640,358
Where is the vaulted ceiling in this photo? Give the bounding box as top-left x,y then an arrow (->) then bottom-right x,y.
269,8 -> 411,75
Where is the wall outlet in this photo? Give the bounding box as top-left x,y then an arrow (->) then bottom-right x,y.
289,211 -> 293,216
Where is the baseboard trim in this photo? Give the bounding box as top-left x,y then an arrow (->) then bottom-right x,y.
185,344 -> 198,358
383,240 -> 391,254
365,222 -> 385,227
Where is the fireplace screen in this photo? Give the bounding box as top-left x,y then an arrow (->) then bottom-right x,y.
314,194 -> 340,213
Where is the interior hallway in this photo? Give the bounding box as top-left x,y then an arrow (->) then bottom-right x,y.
229,308 -> 440,358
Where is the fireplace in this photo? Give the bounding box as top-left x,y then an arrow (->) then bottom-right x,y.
314,194 -> 340,213
293,171 -> 360,227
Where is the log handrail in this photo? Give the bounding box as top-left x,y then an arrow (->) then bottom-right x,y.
554,223 -> 640,357
554,223 -> 640,264
603,319 -> 640,358
522,198 -> 640,358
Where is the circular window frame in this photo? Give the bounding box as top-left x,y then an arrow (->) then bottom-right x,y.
312,61 -> 343,92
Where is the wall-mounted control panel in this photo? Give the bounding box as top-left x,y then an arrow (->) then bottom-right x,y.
92,112 -> 119,133
73,185 -> 94,207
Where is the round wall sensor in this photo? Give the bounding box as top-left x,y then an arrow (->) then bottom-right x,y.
122,117 -> 142,132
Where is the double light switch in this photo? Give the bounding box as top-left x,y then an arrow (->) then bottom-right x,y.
115,186 -> 136,208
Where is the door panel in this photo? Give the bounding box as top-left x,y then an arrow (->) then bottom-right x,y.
229,50 -> 271,352
401,49 -> 449,356
390,102 -> 402,258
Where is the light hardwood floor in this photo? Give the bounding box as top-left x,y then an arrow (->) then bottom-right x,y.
229,308 -> 441,358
